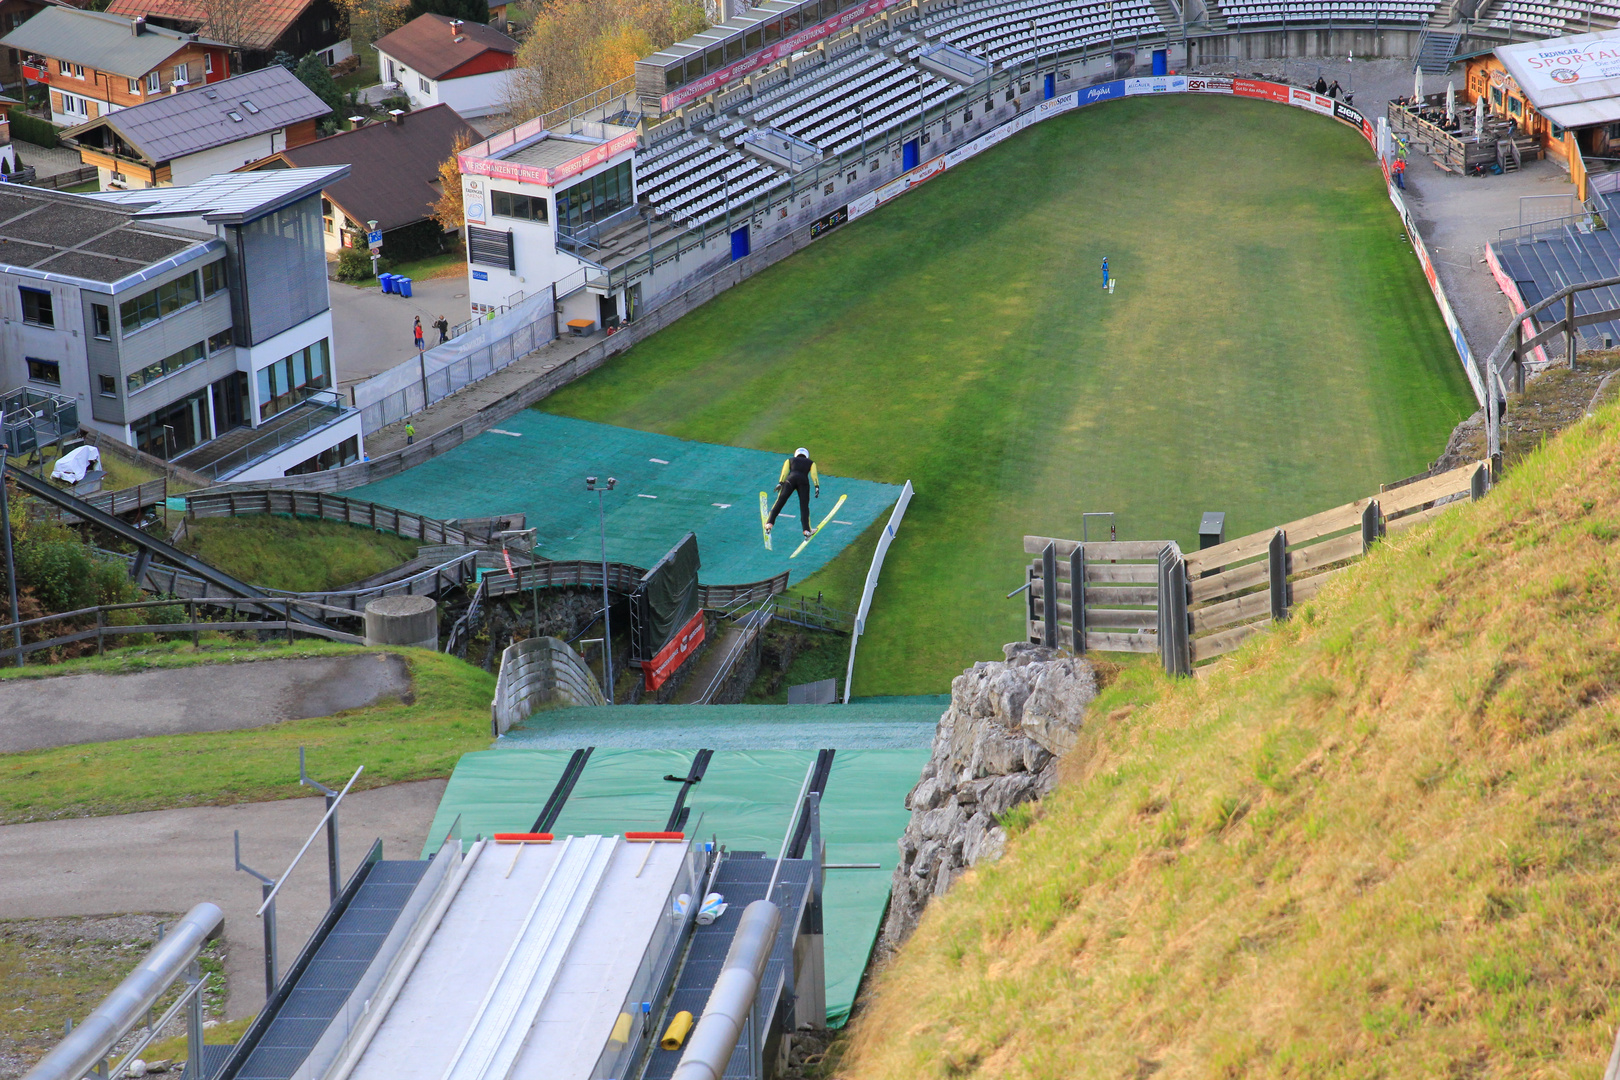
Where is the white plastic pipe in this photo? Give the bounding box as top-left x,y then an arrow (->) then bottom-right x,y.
671,900 -> 781,1080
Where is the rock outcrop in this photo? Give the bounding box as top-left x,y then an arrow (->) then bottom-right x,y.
879,643 -> 1097,952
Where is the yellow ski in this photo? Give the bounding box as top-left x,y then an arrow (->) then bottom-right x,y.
790,493 -> 847,558
759,491 -> 772,550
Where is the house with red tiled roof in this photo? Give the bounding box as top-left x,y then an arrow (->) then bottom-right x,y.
374,14 -> 515,120
102,0 -> 347,72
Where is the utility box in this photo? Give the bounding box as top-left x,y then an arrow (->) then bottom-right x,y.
1199,512 -> 1227,550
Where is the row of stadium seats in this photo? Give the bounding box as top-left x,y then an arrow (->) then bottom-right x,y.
917,0 -> 1165,63
1493,225 -> 1620,351
637,127 -> 789,226
756,51 -> 964,156
1472,0 -> 1620,34
1218,0 -> 1436,23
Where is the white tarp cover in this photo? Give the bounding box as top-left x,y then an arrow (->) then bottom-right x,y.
1497,32 -> 1620,126
50,445 -> 100,483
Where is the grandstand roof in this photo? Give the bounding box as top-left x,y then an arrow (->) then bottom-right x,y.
1496,31 -> 1620,127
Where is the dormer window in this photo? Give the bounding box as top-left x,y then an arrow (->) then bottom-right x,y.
242,99 -> 259,113
227,110 -> 242,121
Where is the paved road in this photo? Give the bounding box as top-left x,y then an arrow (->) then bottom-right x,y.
0,780 -> 448,1019
0,654 -> 411,753
329,276 -> 472,388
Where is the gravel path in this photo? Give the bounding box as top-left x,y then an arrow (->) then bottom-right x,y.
0,780 -> 447,1021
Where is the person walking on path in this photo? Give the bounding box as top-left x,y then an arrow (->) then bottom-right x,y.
433,315 -> 449,343
405,421 -> 416,445
1392,155 -> 1406,189
765,447 -> 820,539
1101,255 -> 1109,290
413,316 -> 425,353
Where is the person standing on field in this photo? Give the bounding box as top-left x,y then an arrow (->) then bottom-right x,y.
405,421 -> 416,445
1101,255 -> 1109,290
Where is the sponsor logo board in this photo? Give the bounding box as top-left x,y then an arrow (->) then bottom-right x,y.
1233,78 -> 1289,103
1187,75 -> 1233,94
644,609 -> 706,691
1125,75 -> 1187,95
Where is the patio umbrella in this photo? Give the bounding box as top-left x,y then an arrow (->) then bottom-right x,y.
1476,94 -> 1486,138
1414,66 -> 1424,103
1446,80 -> 1456,124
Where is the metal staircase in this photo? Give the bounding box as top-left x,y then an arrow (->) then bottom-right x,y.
1414,29 -> 1461,74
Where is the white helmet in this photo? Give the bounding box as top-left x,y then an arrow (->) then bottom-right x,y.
795,447 -> 809,458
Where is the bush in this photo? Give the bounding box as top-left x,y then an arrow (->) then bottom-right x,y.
9,113 -> 58,149
335,246 -> 378,281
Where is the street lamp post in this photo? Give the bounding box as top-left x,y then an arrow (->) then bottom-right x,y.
367,219 -> 380,279
585,476 -> 616,701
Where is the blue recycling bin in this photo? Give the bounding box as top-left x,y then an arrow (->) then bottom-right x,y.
378,272 -> 395,294
398,276 -> 413,298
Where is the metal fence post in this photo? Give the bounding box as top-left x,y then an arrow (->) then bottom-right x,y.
1069,544 -> 1085,654
1471,463 -> 1489,500
1041,541 -> 1057,648
1567,290 -> 1578,369
1268,529 -> 1289,621
234,831 -> 278,999
1360,499 -> 1384,553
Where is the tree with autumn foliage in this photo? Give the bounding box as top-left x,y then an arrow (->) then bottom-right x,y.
433,132 -> 476,232
505,0 -> 707,121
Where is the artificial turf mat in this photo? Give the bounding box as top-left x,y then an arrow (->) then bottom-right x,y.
351,411 -> 902,585
537,95 -> 1480,693
423,746 -> 926,1025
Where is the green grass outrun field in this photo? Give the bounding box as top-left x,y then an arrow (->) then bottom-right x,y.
541,95 -> 1477,694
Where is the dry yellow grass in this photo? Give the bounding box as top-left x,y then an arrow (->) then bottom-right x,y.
842,402 -> 1620,1077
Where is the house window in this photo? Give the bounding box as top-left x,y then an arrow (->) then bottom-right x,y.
147,71 -> 160,93
173,62 -> 189,84
554,160 -> 632,233
25,358 -> 59,385
492,190 -> 548,222
98,374 -> 116,397
1508,96 -> 1523,117
127,340 -> 206,392
73,63 -> 82,78
201,259 -> 226,296
208,329 -> 232,353
58,92 -> 87,116
91,303 -> 110,338
204,54 -> 213,74
19,286 -> 52,327
419,76 -> 430,93
128,77 -> 141,94
56,58 -> 67,73
119,272 -> 199,333
255,338 -> 331,420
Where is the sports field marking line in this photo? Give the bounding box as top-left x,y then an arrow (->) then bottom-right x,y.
637,494 -> 658,499
712,503 -> 731,509
791,493 -> 848,558
489,429 -> 523,437
833,519 -> 853,525
649,458 -> 669,464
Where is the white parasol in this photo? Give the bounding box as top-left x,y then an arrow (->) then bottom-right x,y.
1414,66 -> 1424,103
1475,94 -> 1486,138
1446,80 -> 1456,124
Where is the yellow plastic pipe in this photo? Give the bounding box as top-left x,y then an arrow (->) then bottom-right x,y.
660,1011 -> 694,1051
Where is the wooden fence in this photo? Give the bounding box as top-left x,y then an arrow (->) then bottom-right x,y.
0,596 -> 364,664
46,478 -> 167,523
1024,460 -> 1489,673
479,561 -> 790,610
183,489 -> 481,546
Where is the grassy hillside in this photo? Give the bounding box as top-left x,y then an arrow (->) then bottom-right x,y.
842,403 -> 1620,1075
178,515 -> 421,592
540,95 -> 1475,695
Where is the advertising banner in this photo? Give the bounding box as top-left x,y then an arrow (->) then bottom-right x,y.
848,189 -> 879,220
1078,80 -> 1126,107
1187,75 -> 1233,94
1483,242 -> 1551,372
1233,78 -> 1289,103
1289,87 -> 1334,115
1389,188 -> 1486,403
1332,99 -> 1365,130
1496,33 -> 1620,99
644,609 -> 706,691
811,205 -> 848,238
1125,75 -> 1188,95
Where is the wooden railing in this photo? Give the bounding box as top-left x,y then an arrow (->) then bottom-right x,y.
183,489 -> 481,546
0,596 -> 364,664
1023,459 -> 1490,673
45,478 -> 167,522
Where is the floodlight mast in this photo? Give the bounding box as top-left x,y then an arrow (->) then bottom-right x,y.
585,476 -> 617,699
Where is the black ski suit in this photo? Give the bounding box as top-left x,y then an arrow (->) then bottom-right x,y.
767,453 -> 819,532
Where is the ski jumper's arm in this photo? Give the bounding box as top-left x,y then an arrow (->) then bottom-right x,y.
777,459 -> 791,491
810,462 -> 819,496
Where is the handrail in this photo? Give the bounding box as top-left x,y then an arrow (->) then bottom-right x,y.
1482,272 -> 1620,457
255,765 -> 364,916
21,903 -> 222,1080
192,393 -> 351,481
844,480 -> 914,703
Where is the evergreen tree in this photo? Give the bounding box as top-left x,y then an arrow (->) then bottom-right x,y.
293,53 -> 345,119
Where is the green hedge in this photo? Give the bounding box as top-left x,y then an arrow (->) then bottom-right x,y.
9,112 -> 58,149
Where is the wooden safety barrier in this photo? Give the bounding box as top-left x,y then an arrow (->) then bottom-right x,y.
1021,459 -> 1489,674
184,489 -> 480,547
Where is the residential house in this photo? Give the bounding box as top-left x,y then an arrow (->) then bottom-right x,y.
103,0 -> 350,73
0,0 -> 48,89
242,103 -> 480,259
65,65 -> 330,190
0,8 -> 231,127
375,14 -> 515,120
0,167 -> 364,481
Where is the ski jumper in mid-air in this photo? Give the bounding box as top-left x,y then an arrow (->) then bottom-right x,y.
766,448 -> 819,538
